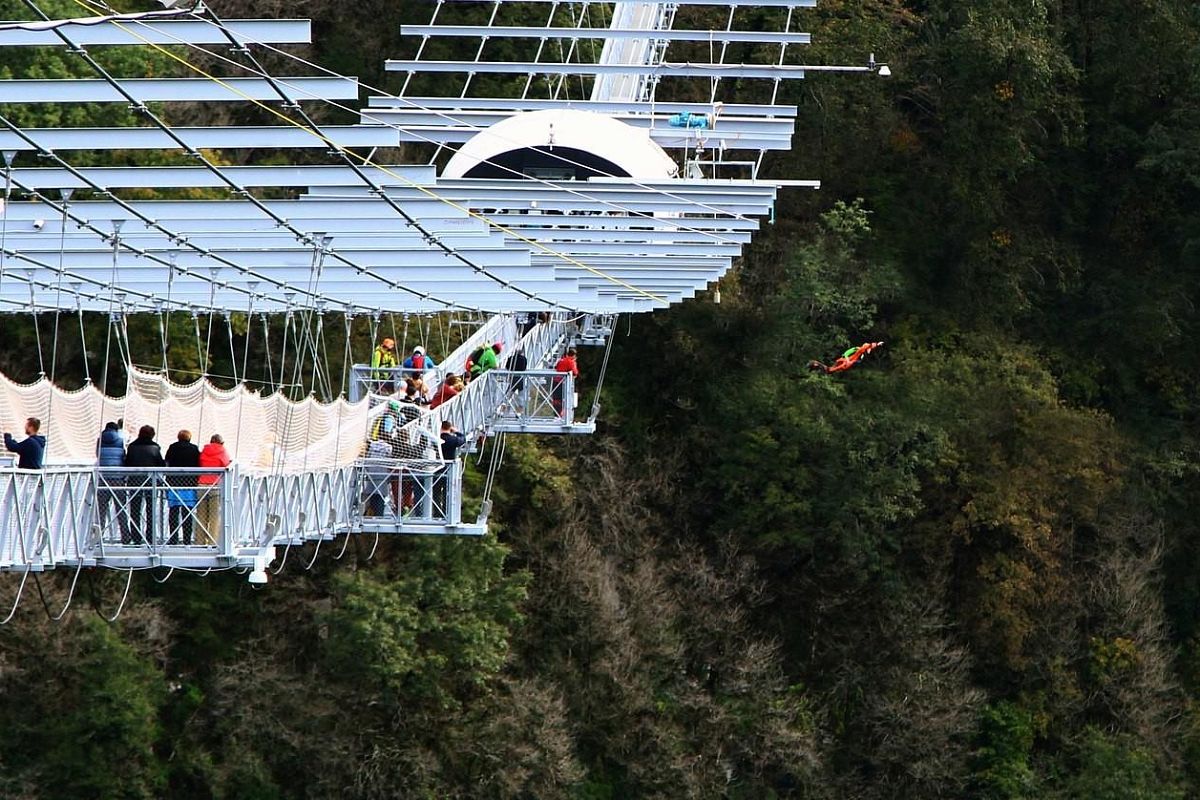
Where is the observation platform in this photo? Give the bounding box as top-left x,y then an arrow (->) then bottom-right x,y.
1,314 -> 591,579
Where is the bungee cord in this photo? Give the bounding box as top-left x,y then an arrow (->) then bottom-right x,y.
85,566 -> 134,623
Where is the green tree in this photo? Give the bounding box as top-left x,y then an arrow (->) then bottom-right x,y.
324,536 -> 527,710
1054,728 -> 1183,800
972,702 -> 1038,799
0,612 -> 167,800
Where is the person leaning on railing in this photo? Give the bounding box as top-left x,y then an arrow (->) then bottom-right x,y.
435,421 -> 467,516
165,430 -> 200,546
552,348 -> 579,417
124,425 -> 165,546
197,434 -> 231,547
363,437 -> 392,517
95,421 -> 128,542
372,337 -> 398,392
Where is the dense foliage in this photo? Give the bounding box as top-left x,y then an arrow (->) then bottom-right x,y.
3,0 -> 1200,797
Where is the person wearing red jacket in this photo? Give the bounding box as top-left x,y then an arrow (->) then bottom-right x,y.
554,348 -> 579,378
551,348 -> 579,417
429,372 -> 461,410
197,433 -> 232,546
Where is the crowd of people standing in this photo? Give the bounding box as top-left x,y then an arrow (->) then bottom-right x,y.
95,422 -> 232,547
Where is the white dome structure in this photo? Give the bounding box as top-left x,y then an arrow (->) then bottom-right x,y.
442,108 -> 679,180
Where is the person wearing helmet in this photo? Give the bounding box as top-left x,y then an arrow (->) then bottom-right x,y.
371,399 -> 403,441
808,341 -> 885,374
402,345 -> 437,371
372,337 -> 398,392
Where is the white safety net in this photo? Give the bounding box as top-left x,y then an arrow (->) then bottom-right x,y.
0,367 -> 369,472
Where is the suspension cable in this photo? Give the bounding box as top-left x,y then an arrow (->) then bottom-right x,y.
130,0 -> 754,246
225,312 -> 238,385
28,284 -> 45,377
64,0 -> 671,305
76,296 -> 91,384
589,314 -> 618,421
35,0 -> 567,313
0,152 -> 13,301
0,144 -> 320,314
47,188 -> 72,388
341,312 -> 353,397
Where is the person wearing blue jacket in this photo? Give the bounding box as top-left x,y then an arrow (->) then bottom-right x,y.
4,417 -> 45,469
96,421 -> 125,466
95,421 -> 127,542
402,345 -> 436,371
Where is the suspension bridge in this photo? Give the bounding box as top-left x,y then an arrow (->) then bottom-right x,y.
0,0 -> 884,603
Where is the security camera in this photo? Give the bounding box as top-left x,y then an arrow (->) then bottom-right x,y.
32,219 -> 45,230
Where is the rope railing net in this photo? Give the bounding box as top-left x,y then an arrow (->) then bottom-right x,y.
0,367 -> 367,472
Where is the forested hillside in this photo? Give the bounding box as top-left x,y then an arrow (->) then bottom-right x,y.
3,0 -> 1200,798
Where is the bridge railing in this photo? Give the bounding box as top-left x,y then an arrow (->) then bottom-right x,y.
229,465 -> 360,552
514,315 -> 575,369
578,313 -> 616,345
349,313 -> 517,403
92,468 -> 230,552
0,315 -> 596,574
357,458 -> 465,529
348,365 -> 444,403
489,370 -> 579,430
405,315 -> 576,435
0,457 -> 478,575
0,467 -> 95,571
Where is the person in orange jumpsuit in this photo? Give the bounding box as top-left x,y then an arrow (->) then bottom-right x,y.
808,341 -> 884,374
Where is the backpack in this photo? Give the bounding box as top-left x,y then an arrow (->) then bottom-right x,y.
468,346 -> 486,373
371,411 -> 397,440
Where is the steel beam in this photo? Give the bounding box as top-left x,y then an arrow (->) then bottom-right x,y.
0,18 -> 312,47
7,164 -> 436,190
399,25 -> 811,44
368,96 -> 797,117
363,108 -> 795,135
386,59 -> 812,80
434,0 -> 815,6
0,77 -> 360,104
385,124 -> 792,150
0,125 -> 399,152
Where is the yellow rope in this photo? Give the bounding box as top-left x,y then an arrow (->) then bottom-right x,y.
65,0 -> 668,305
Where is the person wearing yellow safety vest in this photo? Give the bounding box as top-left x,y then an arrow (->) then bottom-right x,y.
372,337 -> 398,392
